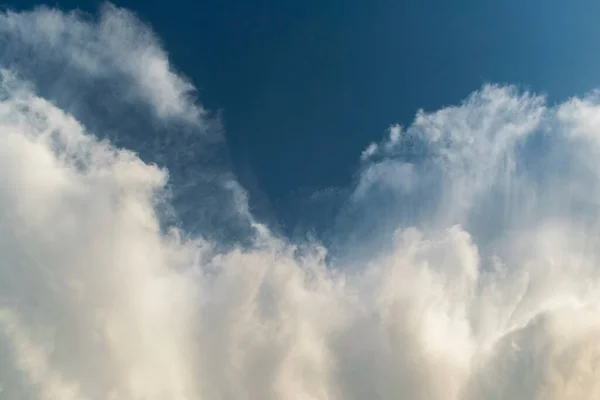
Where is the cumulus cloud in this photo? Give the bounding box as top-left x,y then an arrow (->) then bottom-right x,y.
0,4 -> 600,400
0,3 -> 260,240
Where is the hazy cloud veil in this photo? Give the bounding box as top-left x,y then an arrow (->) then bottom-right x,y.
0,4 -> 599,400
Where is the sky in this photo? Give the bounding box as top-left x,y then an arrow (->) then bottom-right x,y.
6,0 -> 600,234
1,2 -> 600,400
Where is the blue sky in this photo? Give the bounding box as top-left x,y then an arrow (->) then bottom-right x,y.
6,0 -> 600,232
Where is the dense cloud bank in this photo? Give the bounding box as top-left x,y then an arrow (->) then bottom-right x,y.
0,5 -> 599,400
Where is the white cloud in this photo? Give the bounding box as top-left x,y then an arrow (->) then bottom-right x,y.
360,142 -> 378,161
353,159 -> 415,199
0,4 -> 600,400
0,4 -> 202,122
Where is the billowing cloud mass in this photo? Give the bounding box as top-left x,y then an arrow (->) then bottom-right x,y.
0,4 -> 599,400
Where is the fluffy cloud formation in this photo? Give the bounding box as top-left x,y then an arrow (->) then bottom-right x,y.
0,4 -> 600,400
0,3 -> 258,240
0,3 -> 200,122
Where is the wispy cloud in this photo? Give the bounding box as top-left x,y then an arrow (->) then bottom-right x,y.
0,3 -> 201,122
